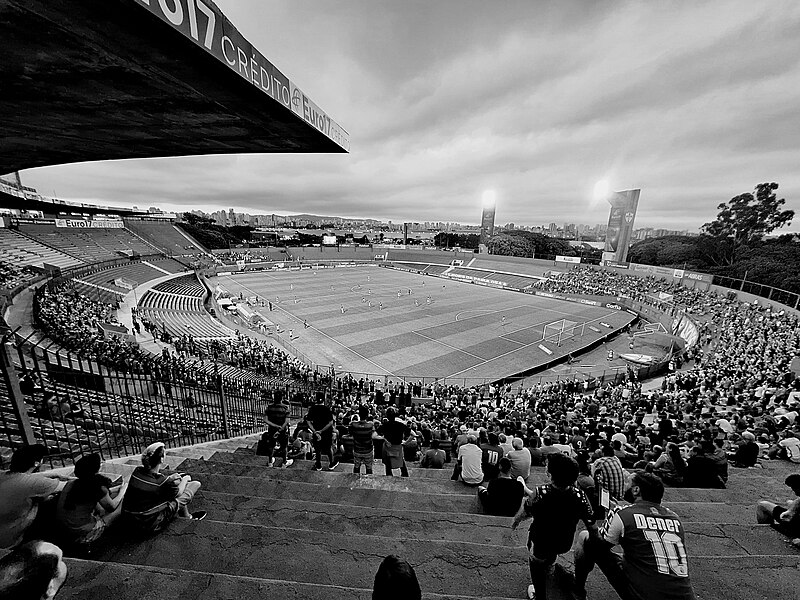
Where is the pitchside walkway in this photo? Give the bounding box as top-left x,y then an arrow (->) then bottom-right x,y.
57,439 -> 799,600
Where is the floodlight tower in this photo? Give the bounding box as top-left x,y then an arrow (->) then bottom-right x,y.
479,190 -> 496,249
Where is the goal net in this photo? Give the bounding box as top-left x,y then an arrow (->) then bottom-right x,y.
543,319 -> 578,345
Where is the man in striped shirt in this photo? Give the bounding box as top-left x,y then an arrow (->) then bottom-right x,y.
349,405 -> 377,475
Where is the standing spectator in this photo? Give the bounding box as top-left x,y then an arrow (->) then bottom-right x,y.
54,453 -> 127,547
349,406 -> 377,475
574,472 -> 696,600
257,394 -> 293,468
478,457 -> 524,516
379,407 -> 409,477
0,540 -> 68,600
511,454 -> 594,600
122,442 -> 205,532
451,434 -> 483,486
592,443 -> 626,502
305,397 -> 338,471
0,445 -> 68,549
756,473 -> 800,548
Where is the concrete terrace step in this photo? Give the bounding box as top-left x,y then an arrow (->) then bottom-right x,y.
94,519 -> 530,597
60,555 -> 800,600
186,472 -> 483,513
190,490 -> 520,545
59,558 -> 553,600
179,458 -> 515,494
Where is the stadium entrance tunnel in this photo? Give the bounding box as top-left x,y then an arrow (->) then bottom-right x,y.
0,0 -> 347,174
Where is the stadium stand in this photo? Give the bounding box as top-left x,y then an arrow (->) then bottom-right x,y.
123,218 -> 207,255
151,273 -> 207,296
0,227 -> 83,269
16,221 -> 159,263
3,246 -> 799,600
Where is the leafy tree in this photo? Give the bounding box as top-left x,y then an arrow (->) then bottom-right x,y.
487,230 -> 572,258
701,182 -> 793,265
628,235 -> 705,269
434,232 -> 480,249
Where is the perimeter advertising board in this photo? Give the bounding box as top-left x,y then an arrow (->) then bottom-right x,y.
602,189 -> 640,263
133,0 -> 348,151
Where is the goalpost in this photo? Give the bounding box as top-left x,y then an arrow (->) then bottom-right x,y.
542,319 -> 578,346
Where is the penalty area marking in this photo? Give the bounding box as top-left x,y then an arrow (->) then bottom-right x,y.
455,309 -> 496,321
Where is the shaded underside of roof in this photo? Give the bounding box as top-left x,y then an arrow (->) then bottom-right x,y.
0,0 -> 347,174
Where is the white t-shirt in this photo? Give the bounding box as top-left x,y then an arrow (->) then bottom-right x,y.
458,443 -> 484,484
779,437 -> 800,463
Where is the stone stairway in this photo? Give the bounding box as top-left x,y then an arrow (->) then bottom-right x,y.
55,440 -> 800,600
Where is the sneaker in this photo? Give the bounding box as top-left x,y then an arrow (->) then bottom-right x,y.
312,465 -> 323,471
190,511 -> 207,521
283,459 -> 294,468
328,461 -> 340,471
527,584 -> 536,599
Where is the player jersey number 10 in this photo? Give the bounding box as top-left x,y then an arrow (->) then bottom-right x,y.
643,530 -> 689,577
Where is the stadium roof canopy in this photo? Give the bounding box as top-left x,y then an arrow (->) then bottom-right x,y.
0,0 -> 349,174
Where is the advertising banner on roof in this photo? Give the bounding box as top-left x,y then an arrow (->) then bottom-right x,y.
134,0 -> 349,151
55,219 -> 124,229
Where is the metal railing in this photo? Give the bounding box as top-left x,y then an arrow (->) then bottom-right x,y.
0,333 -> 275,469
712,274 -> 800,309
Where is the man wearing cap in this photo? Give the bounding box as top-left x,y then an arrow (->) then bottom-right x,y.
122,442 -> 205,532
0,445 -> 70,549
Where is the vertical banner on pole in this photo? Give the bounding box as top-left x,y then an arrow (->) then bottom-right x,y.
602,189 -> 640,264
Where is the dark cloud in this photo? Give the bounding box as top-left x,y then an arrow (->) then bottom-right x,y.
20,0 -> 800,231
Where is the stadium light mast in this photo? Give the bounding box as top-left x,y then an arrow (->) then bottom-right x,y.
479,190 -> 496,252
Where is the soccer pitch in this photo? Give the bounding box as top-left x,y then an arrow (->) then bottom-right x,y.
212,265 -> 635,383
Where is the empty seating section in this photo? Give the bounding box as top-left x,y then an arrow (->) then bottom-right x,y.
0,227 -> 83,269
78,262 -> 167,294
17,222 -> 157,263
469,257 -> 547,277
138,307 -> 235,339
490,272 -> 539,288
68,280 -> 122,306
422,264 -> 450,274
140,274 -> 235,340
139,290 -> 204,312
152,274 -> 206,296
123,219 -> 207,255
449,266 -> 480,277
144,258 -> 188,273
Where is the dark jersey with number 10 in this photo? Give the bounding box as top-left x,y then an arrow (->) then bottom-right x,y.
601,501 -> 695,600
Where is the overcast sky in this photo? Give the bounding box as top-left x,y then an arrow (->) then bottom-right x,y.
20,0 -> 800,231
